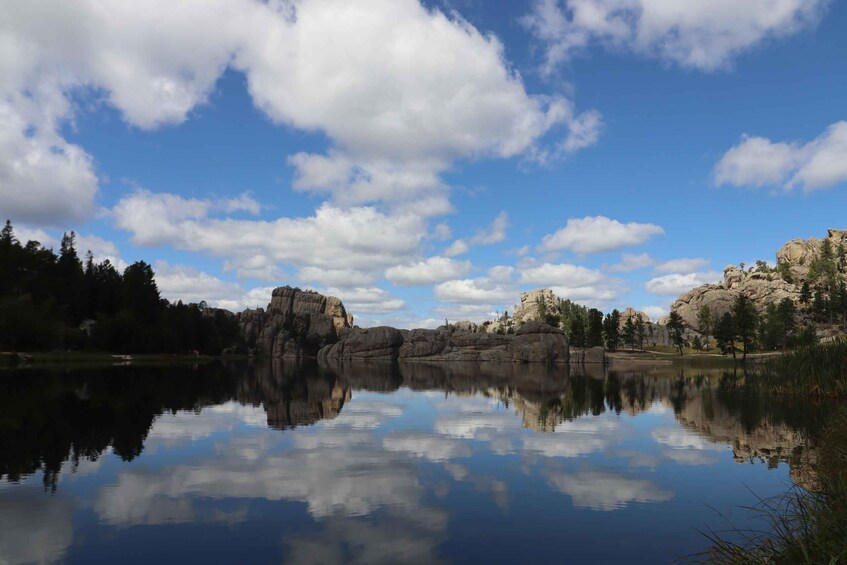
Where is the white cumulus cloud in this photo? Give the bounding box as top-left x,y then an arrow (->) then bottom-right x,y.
322,286 -> 406,314
654,258 -> 710,273
113,191 -> 428,286
1,0 -> 600,226
385,257 -> 473,287
523,0 -> 828,73
539,216 -> 664,255
715,121 -> 847,191
645,271 -> 722,296
434,278 -> 516,305
442,211 -> 510,258
608,253 -> 654,273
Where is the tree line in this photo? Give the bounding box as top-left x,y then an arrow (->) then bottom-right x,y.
536,298 -> 655,352
0,221 -> 243,354
536,290 -> 823,360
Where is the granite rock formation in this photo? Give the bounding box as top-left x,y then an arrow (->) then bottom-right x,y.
670,265 -> 800,332
618,307 -> 649,328
317,326 -> 405,362
668,228 -> 847,333
319,321 -> 568,363
236,286 -> 353,359
568,346 -> 606,364
777,228 -> 847,282
513,289 -> 560,323
481,289 -> 568,334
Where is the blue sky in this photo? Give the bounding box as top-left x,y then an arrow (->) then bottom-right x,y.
2,0 -> 846,327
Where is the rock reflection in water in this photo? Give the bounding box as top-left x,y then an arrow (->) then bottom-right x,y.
0,360 -> 826,491
236,360 -> 351,430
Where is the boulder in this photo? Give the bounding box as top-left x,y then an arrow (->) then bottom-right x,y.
399,327 -> 451,358
515,320 -> 564,335
569,346 -> 606,364
318,326 -> 405,362
453,320 -> 479,333
272,331 -> 304,359
512,331 -> 568,363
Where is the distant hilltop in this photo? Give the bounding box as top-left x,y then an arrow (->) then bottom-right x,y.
669,228 -> 847,333
235,229 -> 847,360
236,286 -> 572,363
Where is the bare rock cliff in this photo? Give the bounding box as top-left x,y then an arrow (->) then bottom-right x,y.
236,286 -> 353,358
670,265 -> 800,332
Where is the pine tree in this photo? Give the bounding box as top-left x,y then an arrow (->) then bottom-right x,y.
759,303 -> 783,351
587,309 -> 604,347
800,281 -> 812,306
666,310 -> 686,356
602,309 -> 621,351
55,231 -> 85,323
732,294 -> 758,362
568,314 -> 586,348
714,312 -> 736,359
776,261 -> 793,283
622,316 -> 637,350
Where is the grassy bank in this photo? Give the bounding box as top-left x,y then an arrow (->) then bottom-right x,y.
751,340 -> 847,398
699,407 -> 847,564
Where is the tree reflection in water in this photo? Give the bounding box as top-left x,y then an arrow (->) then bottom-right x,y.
0,360 -> 831,492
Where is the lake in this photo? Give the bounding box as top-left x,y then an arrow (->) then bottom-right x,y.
0,360 -> 826,564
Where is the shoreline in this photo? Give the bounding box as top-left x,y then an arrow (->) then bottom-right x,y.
2,347 -> 780,370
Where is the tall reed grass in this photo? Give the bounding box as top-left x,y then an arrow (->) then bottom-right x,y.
752,340 -> 847,398
693,409 -> 847,564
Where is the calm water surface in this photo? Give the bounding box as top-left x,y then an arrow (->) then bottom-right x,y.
0,361 -> 825,564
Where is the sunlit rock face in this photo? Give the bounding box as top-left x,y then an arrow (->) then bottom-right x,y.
514,289 -> 560,323
670,228 -> 847,332
777,228 -> 847,282
236,286 -> 353,358
480,288 -> 560,335
670,265 -> 800,332
618,307 -> 650,329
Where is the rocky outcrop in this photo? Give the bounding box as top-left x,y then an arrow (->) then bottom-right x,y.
319,321 -> 568,364
569,346 -> 606,364
513,289 -> 559,323
481,288 -> 573,334
777,228 -> 847,282
663,228 -> 847,334
670,265 -> 800,332
317,326 -> 405,362
618,307 -> 649,329
236,286 -> 353,359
